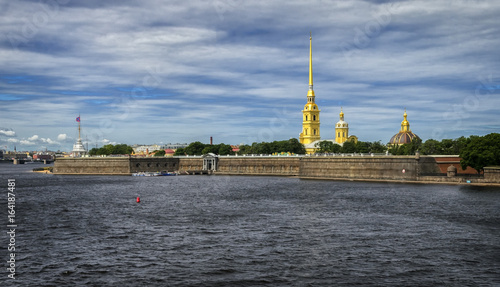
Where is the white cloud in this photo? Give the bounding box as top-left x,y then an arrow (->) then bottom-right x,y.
20,140 -> 35,145
57,134 -> 68,141
28,135 -> 39,141
0,129 -> 16,137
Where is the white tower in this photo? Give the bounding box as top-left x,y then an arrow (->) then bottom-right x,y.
72,115 -> 87,157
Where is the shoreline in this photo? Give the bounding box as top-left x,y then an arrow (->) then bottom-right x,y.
39,170 -> 500,187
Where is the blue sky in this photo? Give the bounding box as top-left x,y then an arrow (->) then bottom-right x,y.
1,0 -> 499,151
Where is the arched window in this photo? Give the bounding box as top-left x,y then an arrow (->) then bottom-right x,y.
313,129 -> 316,135
313,115 -> 316,121
305,115 -> 308,121
338,132 -> 340,137
305,129 -> 308,135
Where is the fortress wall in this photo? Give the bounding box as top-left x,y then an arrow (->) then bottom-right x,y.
216,157 -> 300,176
483,167 -> 500,183
299,155 -> 440,180
53,157 -> 131,175
53,156 -> 500,184
177,157 -> 203,172
129,157 -> 179,173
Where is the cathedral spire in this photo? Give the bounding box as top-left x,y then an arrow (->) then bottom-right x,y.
307,32 -> 315,99
309,32 -> 313,90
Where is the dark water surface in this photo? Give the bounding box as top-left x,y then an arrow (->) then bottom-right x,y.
1,164 -> 499,286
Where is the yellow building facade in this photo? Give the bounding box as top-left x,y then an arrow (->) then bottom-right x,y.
299,34 -> 321,154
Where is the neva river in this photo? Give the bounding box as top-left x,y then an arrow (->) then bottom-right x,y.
1,163 -> 499,286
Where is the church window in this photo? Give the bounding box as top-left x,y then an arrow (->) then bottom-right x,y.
305,129 -> 308,135
305,115 -> 308,121
313,115 -> 316,121
343,132 -> 345,137
313,129 -> 316,135
338,132 -> 340,137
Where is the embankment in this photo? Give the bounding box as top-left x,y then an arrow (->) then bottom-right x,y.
52,155 -> 500,185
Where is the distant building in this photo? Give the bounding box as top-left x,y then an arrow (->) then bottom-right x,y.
389,109 -> 420,145
33,153 -> 54,161
164,143 -> 188,150
164,149 -> 175,157
0,150 -> 3,159
133,144 -> 163,155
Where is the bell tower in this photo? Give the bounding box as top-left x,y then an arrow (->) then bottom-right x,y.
299,33 -> 320,147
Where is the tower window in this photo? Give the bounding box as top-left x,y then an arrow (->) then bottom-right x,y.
314,129 -> 316,135
338,132 -> 340,137
305,129 -> 308,135
313,115 -> 316,121
343,132 -> 345,137
305,115 -> 308,121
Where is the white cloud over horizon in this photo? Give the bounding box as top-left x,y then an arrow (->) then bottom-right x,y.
0,0 -> 499,151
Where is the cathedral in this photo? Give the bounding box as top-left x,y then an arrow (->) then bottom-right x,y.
299,34 -> 356,154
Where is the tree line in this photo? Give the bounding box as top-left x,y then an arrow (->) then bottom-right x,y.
173,139 -> 305,156
238,138 -> 305,155
174,142 -> 234,156
315,140 -> 387,154
88,144 -> 133,156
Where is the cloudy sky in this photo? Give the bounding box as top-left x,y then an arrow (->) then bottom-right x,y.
1,0 -> 499,151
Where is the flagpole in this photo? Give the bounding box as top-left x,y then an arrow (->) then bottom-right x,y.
78,114 -> 81,140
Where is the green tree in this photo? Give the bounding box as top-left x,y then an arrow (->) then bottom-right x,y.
174,147 -> 185,156
460,133 -> 500,173
355,141 -> 370,153
341,141 -> 356,153
184,141 -> 206,155
154,150 -> 166,157
218,144 -> 234,155
89,144 -> 133,155
421,139 -> 442,155
286,138 -> 306,154
369,141 -> 387,153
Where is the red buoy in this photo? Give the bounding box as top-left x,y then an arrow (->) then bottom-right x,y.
136,197 -> 140,203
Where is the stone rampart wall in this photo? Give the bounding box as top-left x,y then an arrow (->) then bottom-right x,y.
300,156 -> 420,180
53,158 -> 131,174
177,157 -> 203,172
130,158 -> 179,173
483,167 -> 500,183
216,157 -> 300,176
52,156 -> 500,184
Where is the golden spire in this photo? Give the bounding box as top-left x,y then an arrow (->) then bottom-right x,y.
401,109 -> 410,132
309,32 -> 313,90
307,32 -> 315,98
340,107 -> 344,121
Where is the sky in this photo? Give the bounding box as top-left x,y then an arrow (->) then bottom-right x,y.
0,0 -> 499,152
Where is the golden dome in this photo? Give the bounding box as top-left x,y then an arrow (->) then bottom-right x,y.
390,109 -> 419,145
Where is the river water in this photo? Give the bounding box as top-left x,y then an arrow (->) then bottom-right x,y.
0,163 -> 499,286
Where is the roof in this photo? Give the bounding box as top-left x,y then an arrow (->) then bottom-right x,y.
389,131 -> 419,144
